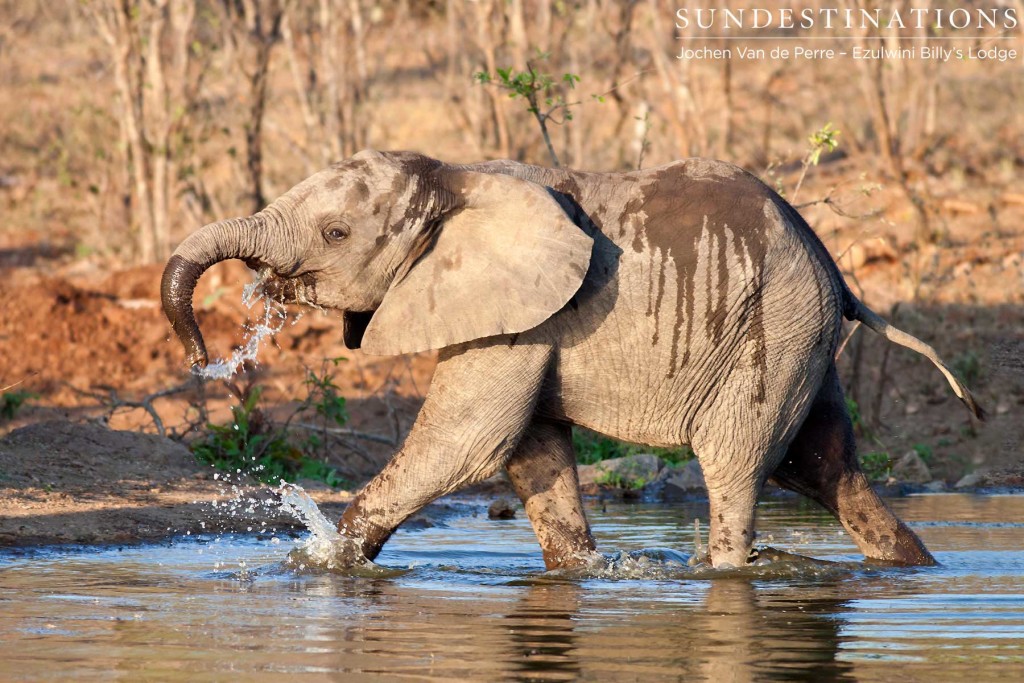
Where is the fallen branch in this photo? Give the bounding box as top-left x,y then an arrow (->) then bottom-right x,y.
1,374 -> 36,393
289,422 -> 397,447
70,378 -> 204,438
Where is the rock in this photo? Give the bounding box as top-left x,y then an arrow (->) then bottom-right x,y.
487,498 -> 516,520
578,454 -> 663,490
954,471 -> 985,489
663,459 -> 706,500
892,451 -> 932,484
577,463 -> 598,488
403,515 -> 436,530
980,468 -> 1024,488
923,480 -> 947,493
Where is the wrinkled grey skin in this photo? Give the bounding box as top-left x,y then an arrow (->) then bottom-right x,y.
162,150 -> 983,569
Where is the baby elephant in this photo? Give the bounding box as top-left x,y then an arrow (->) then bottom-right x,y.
162,151 -> 982,569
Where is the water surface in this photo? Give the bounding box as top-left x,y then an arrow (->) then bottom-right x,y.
2,494 -> 1023,681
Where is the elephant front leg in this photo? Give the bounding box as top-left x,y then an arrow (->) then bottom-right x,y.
336,341 -> 554,564
505,420 -> 598,570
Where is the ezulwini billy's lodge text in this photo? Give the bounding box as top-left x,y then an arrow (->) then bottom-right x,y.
678,44 -> 1018,62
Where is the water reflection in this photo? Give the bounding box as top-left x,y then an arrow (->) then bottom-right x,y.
501,582 -> 583,681
275,575 -> 859,680
698,580 -> 845,681
1,495 -> 1023,681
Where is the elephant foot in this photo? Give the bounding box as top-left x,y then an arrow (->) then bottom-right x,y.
688,546 -> 817,569
543,548 -> 606,572
835,474 -> 937,567
687,550 -> 710,567
284,536 -> 401,576
747,546 -> 839,568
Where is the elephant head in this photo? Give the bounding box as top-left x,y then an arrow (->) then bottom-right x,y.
161,150 -> 594,367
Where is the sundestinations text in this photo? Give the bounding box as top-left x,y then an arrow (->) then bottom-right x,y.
675,7 -> 1018,31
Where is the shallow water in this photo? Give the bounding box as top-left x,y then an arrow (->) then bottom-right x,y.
2,494 -> 1023,681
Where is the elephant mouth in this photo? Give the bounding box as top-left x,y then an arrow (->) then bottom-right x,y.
343,310 -> 374,350
260,271 -> 319,308
256,269 -> 371,349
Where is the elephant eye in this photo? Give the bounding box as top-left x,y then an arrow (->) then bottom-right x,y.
323,223 -> 350,243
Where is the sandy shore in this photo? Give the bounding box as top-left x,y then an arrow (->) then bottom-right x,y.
0,420 -> 356,546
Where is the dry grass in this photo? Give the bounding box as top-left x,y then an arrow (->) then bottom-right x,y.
0,0 -> 1021,480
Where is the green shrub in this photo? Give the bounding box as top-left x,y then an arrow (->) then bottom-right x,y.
912,442 -> 934,464
303,360 -> 349,428
191,384 -> 345,488
1,390 -> 36,421
845,396 -> 867,435
572,428 -> 694,466
860,451 -> 892,481
593,469 -> 647,491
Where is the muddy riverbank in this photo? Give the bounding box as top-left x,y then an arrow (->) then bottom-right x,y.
0,420 -> 356,547
3,419 -> 1020,549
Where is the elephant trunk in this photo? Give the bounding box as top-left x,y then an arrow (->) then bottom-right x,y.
160,213 -> 292,369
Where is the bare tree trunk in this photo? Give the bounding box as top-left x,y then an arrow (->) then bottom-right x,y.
473,0 -> 510,157
444,0 -> 485,155
646,0 -> 700,157
90,2 -> 152,262
507,0 -> 527,71
276,0 -> 378,168
218,0 -> 288,213
145,1 -> 170,260
536,0 -> 552,55
281,13 -> 322,173
343,0 -> 369,155
246,33 -> 275,212
844,0 -> 900,176
568,42 -> 584,167
605,0 -> 639,166
87,0 -> 198,262
318,0 -> 344,161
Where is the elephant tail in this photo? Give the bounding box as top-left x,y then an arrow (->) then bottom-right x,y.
844,297 -> 985,420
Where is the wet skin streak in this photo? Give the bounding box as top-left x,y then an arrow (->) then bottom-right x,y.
624,164 -> 771,383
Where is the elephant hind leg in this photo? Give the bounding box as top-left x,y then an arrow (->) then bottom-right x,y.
693,426 -> 786,568
505,421 -> 598,570
770,364 -> 936,566
696,425 -> 803,568
691,370 -> 821,568
702,477 -> 762,568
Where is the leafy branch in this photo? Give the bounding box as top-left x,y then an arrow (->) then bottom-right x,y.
475,62 -> 580,167
792,122 -> 840,203
475,61 -> 650,168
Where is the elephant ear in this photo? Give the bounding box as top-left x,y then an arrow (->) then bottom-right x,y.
360,170 -> 593,356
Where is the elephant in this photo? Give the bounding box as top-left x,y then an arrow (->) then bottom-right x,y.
161,150 -> 983,569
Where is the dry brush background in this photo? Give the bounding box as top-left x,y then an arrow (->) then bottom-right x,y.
1,0 -> 1022,484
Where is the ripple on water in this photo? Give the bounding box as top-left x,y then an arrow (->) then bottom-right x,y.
1,494 -> 1024,680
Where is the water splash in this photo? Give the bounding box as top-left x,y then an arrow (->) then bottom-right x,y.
550,546 -> 866,581
195,273 -> 287,380
275,482 -> 402,575
276,482 -> 345,556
